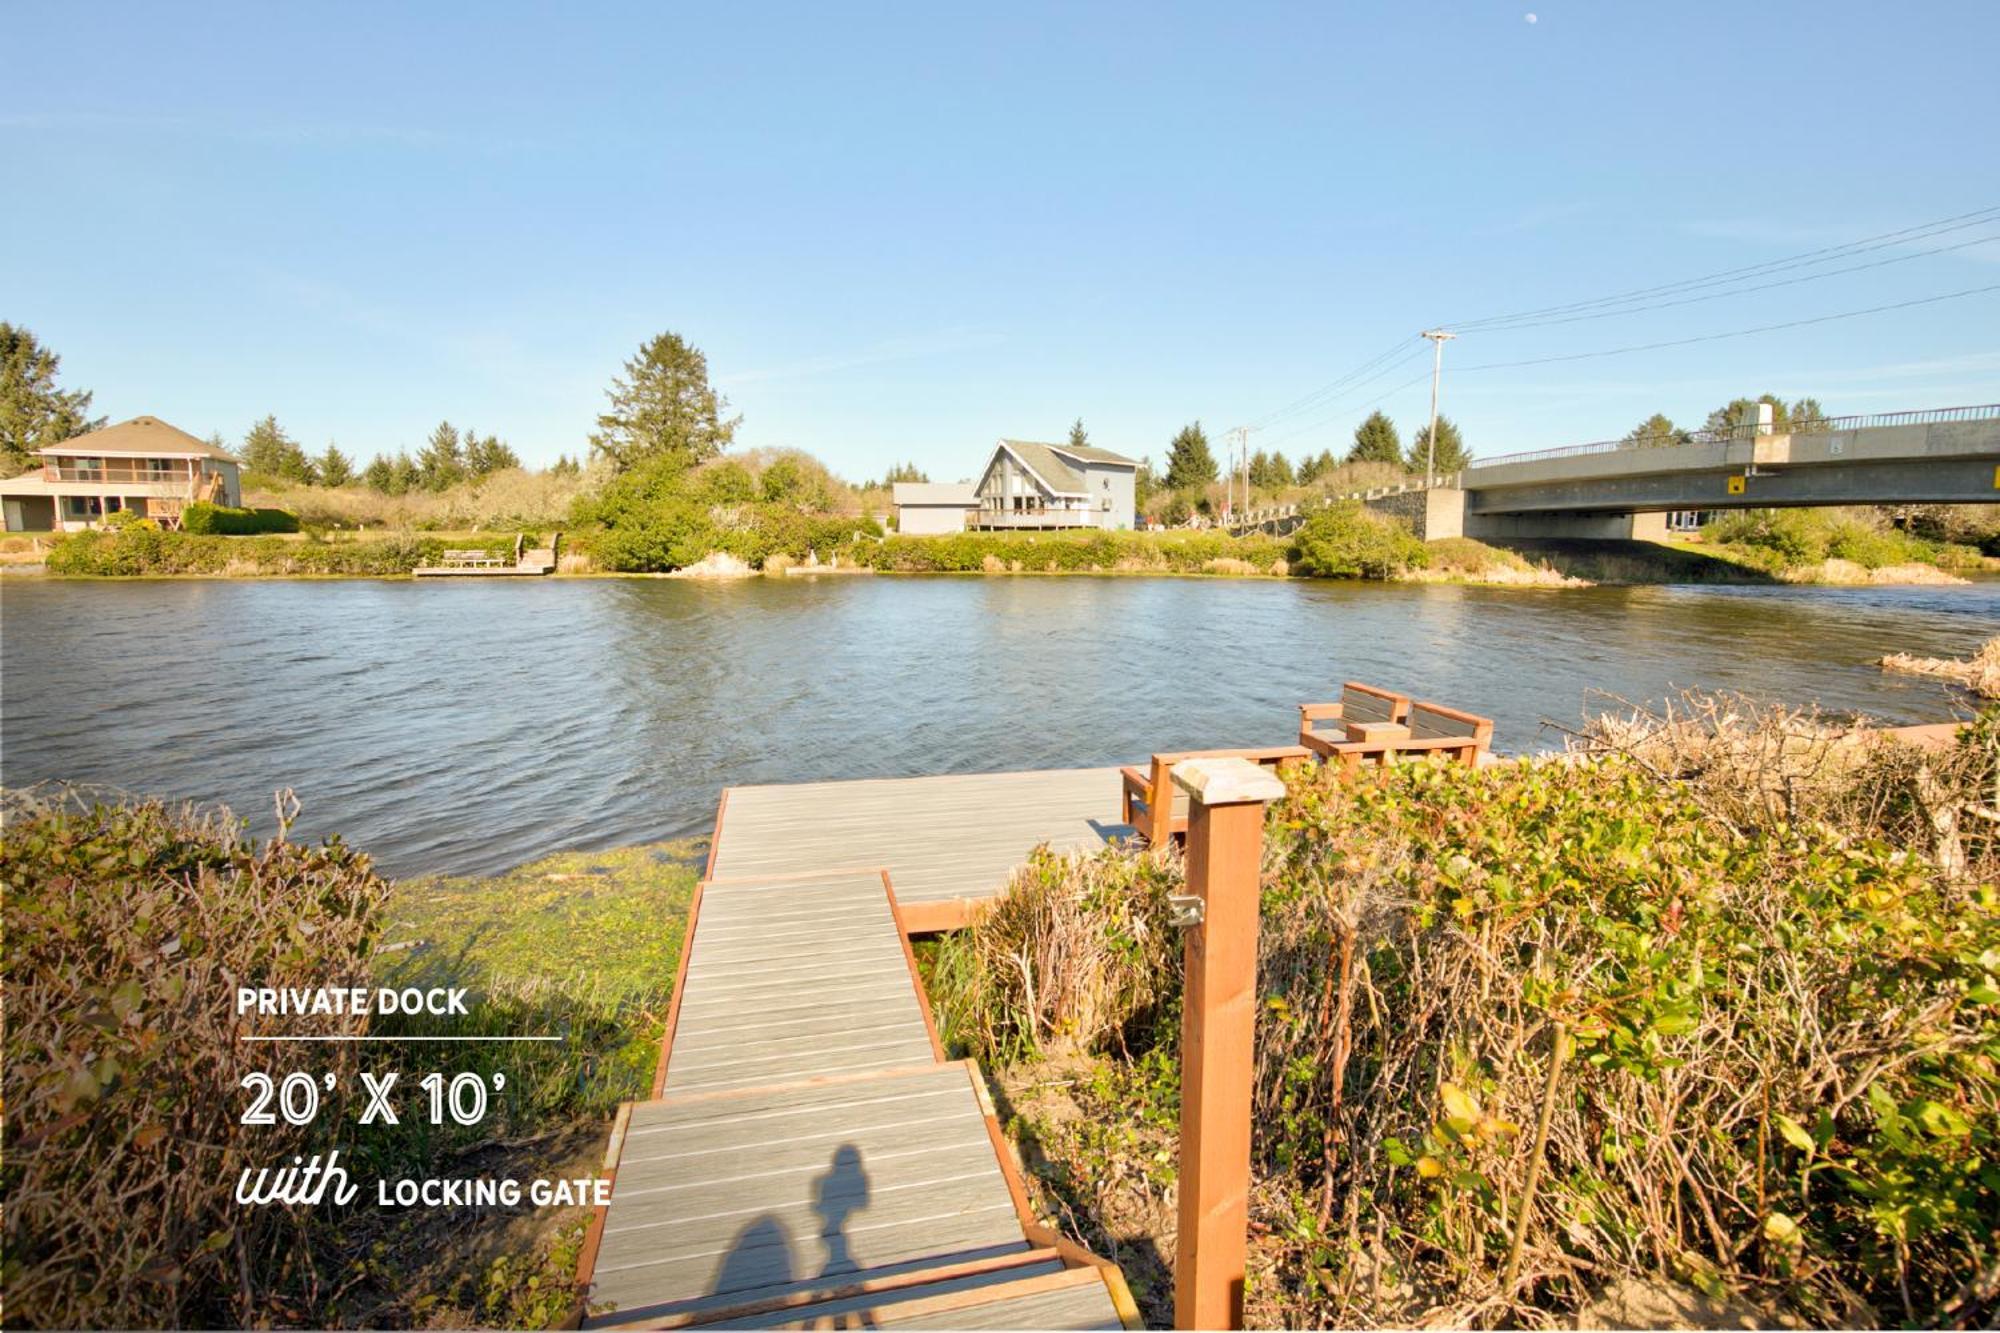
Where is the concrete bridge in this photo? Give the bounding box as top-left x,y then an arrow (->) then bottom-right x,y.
1369,403 -> 2000,541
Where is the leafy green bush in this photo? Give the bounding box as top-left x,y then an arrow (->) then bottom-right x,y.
181,502 -> 300,535
1286,500 -> 1428,578
1701,508 -> 1943,570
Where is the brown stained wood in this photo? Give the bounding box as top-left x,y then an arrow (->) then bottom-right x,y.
1176,797 -> 1266,1332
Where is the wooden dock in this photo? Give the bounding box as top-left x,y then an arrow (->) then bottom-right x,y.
413,532 -> 560,578
577,769 -> 1140,1330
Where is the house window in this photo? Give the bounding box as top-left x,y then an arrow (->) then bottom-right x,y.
63,496 -> 100,519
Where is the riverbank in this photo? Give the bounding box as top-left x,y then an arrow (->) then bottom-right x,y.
18,525 -> 1996,587
10,701 -> 1993,1328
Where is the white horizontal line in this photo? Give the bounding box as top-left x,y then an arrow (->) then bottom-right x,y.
239,1034 -> 562,1042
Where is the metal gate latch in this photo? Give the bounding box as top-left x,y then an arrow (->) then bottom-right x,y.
1167,893 -> 1205,927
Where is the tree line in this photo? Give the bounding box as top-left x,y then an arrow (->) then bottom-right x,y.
1621,395 -> 1830,448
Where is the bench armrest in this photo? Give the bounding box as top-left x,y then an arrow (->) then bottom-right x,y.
1298,701 -> 1345,723
1119,766 -> 1152,794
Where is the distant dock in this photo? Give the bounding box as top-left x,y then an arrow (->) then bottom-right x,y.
413,532 -> 559,578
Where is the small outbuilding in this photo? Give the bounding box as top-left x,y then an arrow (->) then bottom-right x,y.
892,482 -> 978,535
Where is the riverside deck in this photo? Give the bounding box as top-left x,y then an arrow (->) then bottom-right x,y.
577,769 -> 1140,1330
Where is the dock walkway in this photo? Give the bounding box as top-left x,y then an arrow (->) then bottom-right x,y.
578,769 -> 1139,1330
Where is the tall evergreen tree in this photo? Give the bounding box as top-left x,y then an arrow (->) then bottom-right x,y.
361,454 -> 395,491
590,331 -> 739,472
316,443 -> 354,488
1163,421 -> 1218,490
464,432 -> 521,477
881,461 -> 929,485
1406,417 -> 1471,474
1067,418 -> 1089,449
0,323 -> 101,475
1622,413 -> 1689,448
1347,410 -> 1402,465
241,416 -> 316,483
418,421 -> 465,490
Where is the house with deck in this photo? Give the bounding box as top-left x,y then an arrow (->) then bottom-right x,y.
0,416 -> 240,532
973,439 -> 1137,530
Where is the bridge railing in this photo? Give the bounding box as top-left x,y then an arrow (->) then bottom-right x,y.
1476,402 -> 2000,469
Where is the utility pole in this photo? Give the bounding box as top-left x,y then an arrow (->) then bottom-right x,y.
1225,426 -> 1251,526
1420,329 -> 1457,487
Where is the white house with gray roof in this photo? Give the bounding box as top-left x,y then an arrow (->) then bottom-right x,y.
970,439 -> 1138,531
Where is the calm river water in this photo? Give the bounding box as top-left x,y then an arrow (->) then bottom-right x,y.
3,575 -> 1994,877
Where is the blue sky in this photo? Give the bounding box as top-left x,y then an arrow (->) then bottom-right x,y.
7,2 -> 1998,477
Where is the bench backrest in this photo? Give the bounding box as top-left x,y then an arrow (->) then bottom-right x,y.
1408,701 -> 1495,746
1341,681 -> 1408,726
1139,746 -> 1305,841
442,549 -> 490,560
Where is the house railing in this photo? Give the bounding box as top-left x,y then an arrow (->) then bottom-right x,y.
45,464 -> 200,486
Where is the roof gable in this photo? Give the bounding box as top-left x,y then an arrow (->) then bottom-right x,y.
39,416 -> 239,462
988,440 -> 1085,495
1048,442 -> 1139,469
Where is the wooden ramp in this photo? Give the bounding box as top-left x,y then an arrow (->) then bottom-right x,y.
578,771 -> 1141,1330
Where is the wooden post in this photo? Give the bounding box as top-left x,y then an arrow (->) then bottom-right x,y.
1171,756 -> 1286,1331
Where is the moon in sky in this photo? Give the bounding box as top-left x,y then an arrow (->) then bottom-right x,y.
1525,12 -> 1538,22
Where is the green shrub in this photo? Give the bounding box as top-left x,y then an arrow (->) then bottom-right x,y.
181,502 -> 300,535
1286,500 -> 1428,578
861,528 -> 1287,575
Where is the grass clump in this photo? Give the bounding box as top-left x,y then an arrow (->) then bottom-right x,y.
932,702 -> 2000,1328
865,528 -> 1289,576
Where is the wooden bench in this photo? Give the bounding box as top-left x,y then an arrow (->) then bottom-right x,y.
1300,698 -> 1494,770
1297,682 -> 1412,747
1120,745 -> 1308,844
439,548 -> 507,569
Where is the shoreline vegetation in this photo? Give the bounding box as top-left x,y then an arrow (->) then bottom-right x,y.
13,518 -> 1998,588
8,327 -> 1999,589
6,700 -> 1995,1328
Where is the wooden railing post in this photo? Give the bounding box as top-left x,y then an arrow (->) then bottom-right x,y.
1170,756 -> 1286,1331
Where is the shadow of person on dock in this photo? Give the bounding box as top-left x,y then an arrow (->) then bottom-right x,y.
814,1143 -> 871,1278
705,1144 -> 872,1305
714,1214 -> 796,1300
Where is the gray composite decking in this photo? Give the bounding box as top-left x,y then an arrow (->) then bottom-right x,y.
583,769 -> 1137,1330
662,870 -> 937,1095
709,767 -> 1129,906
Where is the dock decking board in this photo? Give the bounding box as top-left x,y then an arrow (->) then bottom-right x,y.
584,769 -> 1139,1330
707,768 -> 1129,906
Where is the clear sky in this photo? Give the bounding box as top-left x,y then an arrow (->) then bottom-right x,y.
7,2 -> 1998,477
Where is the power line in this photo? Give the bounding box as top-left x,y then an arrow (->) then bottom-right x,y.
1453,231 -> 2000,333
1262,369 -> 1434,449
1446,203 -> 2000,331
1251,336 -> 1418,430
1253,347 -> 1429,442
1452,282 -> 2000,372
